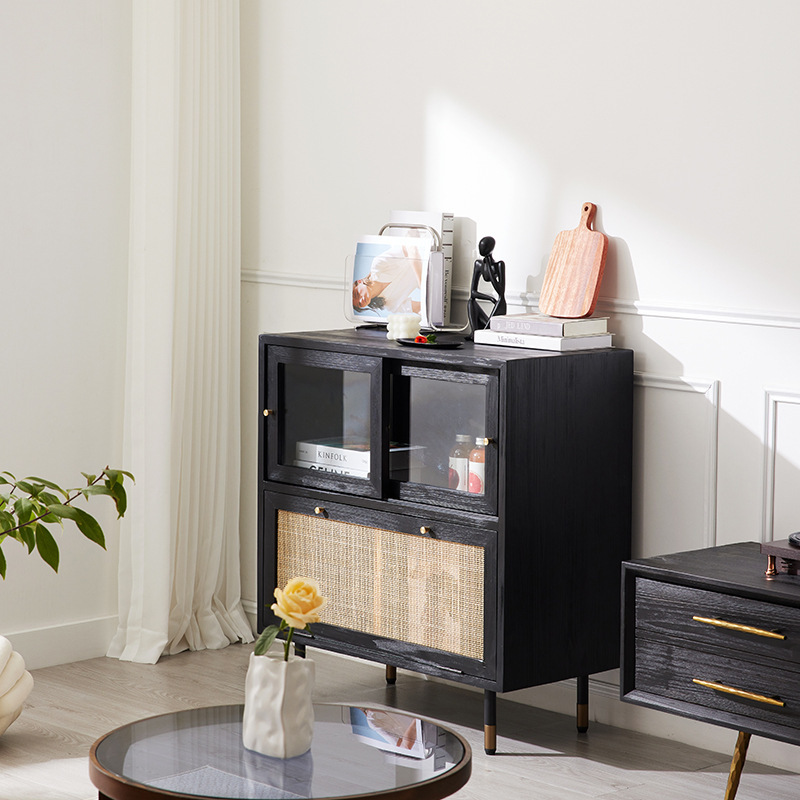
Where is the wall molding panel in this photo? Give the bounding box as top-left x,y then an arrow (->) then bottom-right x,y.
761,389 -> 800,543
634,373 -> 721,549
242,269 -> 343,292
243,272 -> 800,331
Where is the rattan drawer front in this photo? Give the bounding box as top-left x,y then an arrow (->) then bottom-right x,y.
276,509 -> 486,660
635,578 -> 800,664
634,637 -> 800,734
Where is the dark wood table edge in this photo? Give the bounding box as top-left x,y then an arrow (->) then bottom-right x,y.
89,703 -> 472,800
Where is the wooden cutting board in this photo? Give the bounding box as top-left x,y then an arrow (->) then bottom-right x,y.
539,202 -> 608,318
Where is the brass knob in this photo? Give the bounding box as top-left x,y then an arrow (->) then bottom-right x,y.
420,526 -> 431,535
263,409 -> 274,417
479,437 -> 493,446
314,506 -> 325,515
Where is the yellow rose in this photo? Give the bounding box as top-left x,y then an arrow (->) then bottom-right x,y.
271,577 -> 328,629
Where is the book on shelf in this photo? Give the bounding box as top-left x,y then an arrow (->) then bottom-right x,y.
293,459 -> 370,479
473,328 -> 613,351
296,438 -> 371,470
489,313 -> 608,337
295,438 -> 424,472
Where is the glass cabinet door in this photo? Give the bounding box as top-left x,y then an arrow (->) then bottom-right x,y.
265,346 -> 384,498
390,364 -> 499,513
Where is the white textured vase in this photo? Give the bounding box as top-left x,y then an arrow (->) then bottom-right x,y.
0,636 -> 34,737
242,651 -> 315,758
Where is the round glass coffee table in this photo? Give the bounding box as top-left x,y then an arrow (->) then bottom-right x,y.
89,703 -> 471,799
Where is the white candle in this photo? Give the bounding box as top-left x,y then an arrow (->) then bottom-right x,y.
386,313 -> 421,340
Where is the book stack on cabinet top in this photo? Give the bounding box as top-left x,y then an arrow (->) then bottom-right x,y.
473,313 -> 611,351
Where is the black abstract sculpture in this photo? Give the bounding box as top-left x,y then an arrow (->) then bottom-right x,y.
468,236 -> 507,335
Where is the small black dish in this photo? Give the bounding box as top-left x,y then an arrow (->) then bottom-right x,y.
789,532 -> 800,548
396,336 -> 465,349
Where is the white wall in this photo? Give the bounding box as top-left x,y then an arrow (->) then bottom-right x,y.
240,0 -> 800,771
0,1 -> 131,667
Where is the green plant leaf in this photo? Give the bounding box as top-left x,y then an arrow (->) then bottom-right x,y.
14,496 -> 33,525
47,504 -> 106,548
0,545 -> 6,580
19,525 -> 36,553
110,482 -> 127,517
103,469 -> 122,486
35,524 -> 59,572
0,471 -> 17,482
0,510 -> 16,532
38,491 -> 61,507
254,625 -> 281,655
16,480 -> 44,496
81,485 -> 111,499
25,477 -> 69,500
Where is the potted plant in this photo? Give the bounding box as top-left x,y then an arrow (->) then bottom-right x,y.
0,467 -> 133,735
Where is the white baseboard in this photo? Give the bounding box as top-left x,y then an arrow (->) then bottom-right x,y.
5,616 -> 119,671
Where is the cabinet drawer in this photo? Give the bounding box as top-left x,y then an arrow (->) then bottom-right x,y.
261,492 -> 497,681
636,578 -> 800,664
635,637 -> 800,734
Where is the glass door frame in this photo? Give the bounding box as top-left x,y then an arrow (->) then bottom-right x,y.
390,362 -> 500,515
265,345 -> 387,499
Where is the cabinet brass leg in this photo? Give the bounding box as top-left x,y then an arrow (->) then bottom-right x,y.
724,731 -> 751,800
576,675 -> 589,733
385,665 -> 396,685
484,690 -> 497,755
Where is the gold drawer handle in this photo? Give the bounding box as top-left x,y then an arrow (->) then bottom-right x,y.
692,615 -> 786,640
692,678 -> 785,707
314,506 -> 325,516
420,526 -> 431,535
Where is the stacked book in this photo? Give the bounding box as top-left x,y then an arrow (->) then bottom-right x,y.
473,313 -> 612,351
294,438 -> 424,479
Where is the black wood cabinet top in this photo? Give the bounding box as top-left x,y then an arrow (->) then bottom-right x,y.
624,542 -> 800,607
259,327 -> 620,368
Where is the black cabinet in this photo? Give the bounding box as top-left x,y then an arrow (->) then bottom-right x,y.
622,542 -> 800,745
258,328 -> 633,751
621,543 -> 800,798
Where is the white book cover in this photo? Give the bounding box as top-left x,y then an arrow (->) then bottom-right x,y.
293,459 -> 370,479
490,314 -> 608,337
473,328 -> 613,351
295,440 -> 425,471
295,439 -> 371,470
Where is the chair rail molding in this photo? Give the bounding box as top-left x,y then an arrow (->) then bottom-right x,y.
243,273 -> 800,331
634,372 -> 720,549
761,389 -> 800,543
241,269 -> 343,292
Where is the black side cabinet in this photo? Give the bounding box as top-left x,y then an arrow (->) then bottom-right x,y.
621,543 -> 800,798
258,328 -> 633,752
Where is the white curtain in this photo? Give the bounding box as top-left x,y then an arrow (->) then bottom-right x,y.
108,0 -> 253,664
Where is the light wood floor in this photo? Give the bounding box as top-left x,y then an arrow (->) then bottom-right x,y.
1,643 -> 798,799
